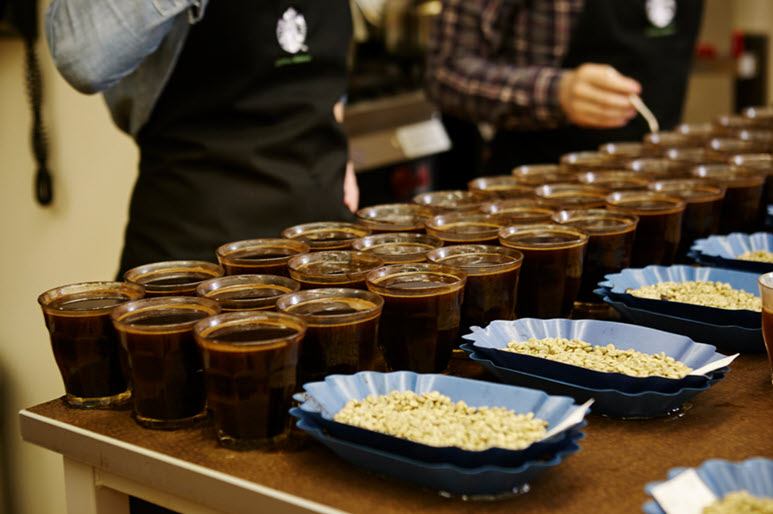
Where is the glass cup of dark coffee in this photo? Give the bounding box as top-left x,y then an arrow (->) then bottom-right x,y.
351,232 -> 443,264
426,245 -> 523,334
366,263 -> 466,373
498,223 -> 589,318
288,251 -> 384,290
355,203 -> 433,233
124,260 -> 224,297
38,281 -> 145,409
196,274 -> 301,311
194,311 -> 306,450
216,238 -> 309,277
605,191 -> 686,267
552,209 -> 638,306
690,164 -> 765,234
111,296 -> 220,429
647,179 -> 726,262
276,288 -> 384,385
281,221 -> 371,251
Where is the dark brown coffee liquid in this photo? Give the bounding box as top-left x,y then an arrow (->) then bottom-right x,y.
720,184 -> 764,234
45,293 -> 131,399
222,248 -> 299,276
305,230 -> 360,242
235,249 -> 297,260
628,210 -> 683,267
578,229 -> 636,302
679,197 -> 723,262
211,326 -> 298,343
138,271 -> 219,296
515,244 -> 585,318
460,267 -> 520,332
286,298 -> 380,383
209,286 -> 291,302
142,271 -> 213,287
201,332 -> 301,440
118,309 -> 210,421
49,295 -> 128,311
377,287 -> 462,373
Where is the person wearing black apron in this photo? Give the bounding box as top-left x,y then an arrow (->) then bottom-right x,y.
118,0 -> 354,276
485,0 -> 703,172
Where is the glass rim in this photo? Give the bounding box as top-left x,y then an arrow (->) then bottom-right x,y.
467,175 -> 535,193
647,179 -> 727,201
759,272 -> 773,291
424,212 -> 509,238
497,223 -> 590,248
196,274 -> 301,306
280,221 -> 371,249
38,280 -> 146,313
193,310 -> 307,348
425,244 -> 524,274
215,238 -> 310,266
552,209 -> 639,233
350,233 -> 443,262
123,260 -> 224,292
110,296 -> 221,332
365,262 -> 467,296
411,190 -> 481,212
275,287 -> 384,324
604,191 -> 687,214
355,203 -> 432,230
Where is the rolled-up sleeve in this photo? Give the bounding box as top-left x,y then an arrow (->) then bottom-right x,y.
45,0 -> 207,94
425,0 -> 568,130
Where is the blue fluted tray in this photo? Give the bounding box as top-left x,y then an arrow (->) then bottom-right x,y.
291,407 -> 583,498
690,232 -> 773,274
600,265 -> 761,328
461,318 -> 726,394
643,457 -> 773,513
295,371 -> 587,469
460,344 -> 726,419
597,291 -> 764,353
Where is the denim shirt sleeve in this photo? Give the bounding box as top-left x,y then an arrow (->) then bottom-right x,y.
45,0 -> 208,94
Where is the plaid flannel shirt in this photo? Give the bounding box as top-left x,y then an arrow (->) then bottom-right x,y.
425,0 -> 584,130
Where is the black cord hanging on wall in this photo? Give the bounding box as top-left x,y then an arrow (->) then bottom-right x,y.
1,0 -> 52,206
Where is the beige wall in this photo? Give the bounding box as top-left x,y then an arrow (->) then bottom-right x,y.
0,15 -> 138,514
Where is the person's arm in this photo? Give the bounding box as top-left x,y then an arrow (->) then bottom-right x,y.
425,0 -> 568,130
559,64 -> 640,129
334,101 -> 359,213
45,0 -> 207,94
425,0 -> 641,130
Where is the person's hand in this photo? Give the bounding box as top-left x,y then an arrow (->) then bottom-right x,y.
343,160 -> 359,213
559,63 -> 641,128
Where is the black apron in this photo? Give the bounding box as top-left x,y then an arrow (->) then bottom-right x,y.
486,0 -> 703,173
119,0 -> 353,275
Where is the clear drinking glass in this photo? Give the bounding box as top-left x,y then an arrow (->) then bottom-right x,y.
194,311 -> 306,449
758,272 -> 773,385
38,281 -> 145,408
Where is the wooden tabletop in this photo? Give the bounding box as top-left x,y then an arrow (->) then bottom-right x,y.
20,353 -> 773,514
